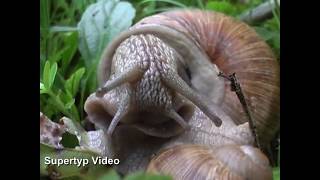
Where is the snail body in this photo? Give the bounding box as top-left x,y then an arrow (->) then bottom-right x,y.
84,9 -> 279,178
94,33 -> 223,134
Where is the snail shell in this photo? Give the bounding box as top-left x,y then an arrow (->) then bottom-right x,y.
91,9 -> 279,146
147,144 -> 273,180
133,10 -> 279,146
83,9 -> 278,176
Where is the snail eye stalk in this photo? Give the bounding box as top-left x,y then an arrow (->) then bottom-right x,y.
95,66 -> 145,97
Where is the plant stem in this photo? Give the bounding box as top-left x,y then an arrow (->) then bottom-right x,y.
239,0 -> 280,24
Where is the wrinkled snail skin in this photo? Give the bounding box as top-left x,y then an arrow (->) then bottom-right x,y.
147,144 -> 273,180
86,31 -> 228,138
84,9 -> 279,178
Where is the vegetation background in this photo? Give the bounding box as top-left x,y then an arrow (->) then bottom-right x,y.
40,0 -> 280,179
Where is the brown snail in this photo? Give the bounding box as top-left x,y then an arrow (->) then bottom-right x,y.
147,144 -> 272,180
84,9 -> 279,178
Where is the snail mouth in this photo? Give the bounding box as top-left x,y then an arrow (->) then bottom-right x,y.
85,90 -> 195,138
131,104 -> 195,138
84,95 -> 113,131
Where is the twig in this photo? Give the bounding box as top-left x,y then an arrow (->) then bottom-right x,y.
218,72 -> 261,149
239,0 -> 280,24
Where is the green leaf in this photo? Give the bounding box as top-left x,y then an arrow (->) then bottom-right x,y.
43,61 -> 57,89
65,68 -> 86,96
43,61 -> 58,89
60,131 -> 79,148
98,169 -> 121,180
48,47 -> 68,64
49,63 -> 58,88
43,61 -> 51,89
205,1 -> 237,15
196,0 -> 205,9
40,0 -> 50,35
45,90 -> 75,120
278,145 -> 280,164
53,90 -> 80,121
61,32 -> 79,73
124,172 -> 172,180
65,99 -> 75,109
77,0 -> 136,65
271,33 -> 280,50
40,82 -> 47,94
41,97 -> 59,118
40,90 -> 47,94
273,167 -> 280,180
254,27 -> 276,41
40,82 -> 45,90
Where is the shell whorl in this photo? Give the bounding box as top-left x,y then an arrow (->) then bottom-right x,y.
147,144 -> 272,180
132,10 -> 280,146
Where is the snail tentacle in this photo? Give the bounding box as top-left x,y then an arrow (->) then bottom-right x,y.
106,86 -> 132,137
107,86 -> 132,136
96,66 -> 145,97
161,69 -> 235,127
104,85 -> 132,158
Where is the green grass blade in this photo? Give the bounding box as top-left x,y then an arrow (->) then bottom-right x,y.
139,0 -> 187,8
43,61 -> 51,89
196,0 -> 204,9
49,63 -> 58,89
40,0 -> 50,33
50,26 -> 78,32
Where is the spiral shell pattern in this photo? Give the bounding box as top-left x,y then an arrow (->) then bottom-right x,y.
134,10 -> 280,145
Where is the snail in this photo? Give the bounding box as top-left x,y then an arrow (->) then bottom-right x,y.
84,9 -> 279,178
147,144 -> 273,180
